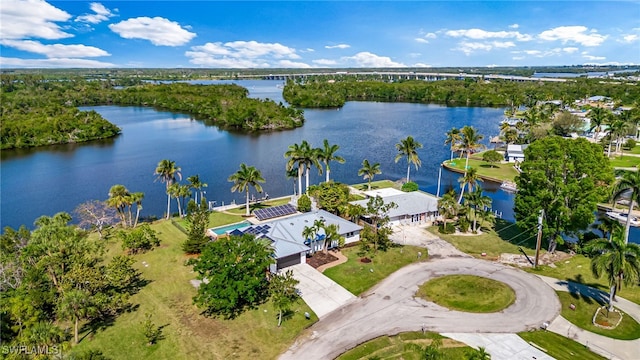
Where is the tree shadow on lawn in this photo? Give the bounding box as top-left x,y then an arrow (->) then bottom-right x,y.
558,276 -> 609,305
80,303 -> 141,343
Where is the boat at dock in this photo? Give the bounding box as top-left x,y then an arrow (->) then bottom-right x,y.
605,211 -> 640,227
500,181 -> 517,193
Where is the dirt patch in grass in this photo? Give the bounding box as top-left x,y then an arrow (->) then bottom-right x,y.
306,252 -> 338,268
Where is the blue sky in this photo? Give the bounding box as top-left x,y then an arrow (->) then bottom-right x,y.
1,1 -> 639,68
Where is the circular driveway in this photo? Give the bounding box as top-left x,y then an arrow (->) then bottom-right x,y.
280,256 -> 561,360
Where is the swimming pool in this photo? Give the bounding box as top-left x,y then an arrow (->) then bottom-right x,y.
209,221 -> 251,235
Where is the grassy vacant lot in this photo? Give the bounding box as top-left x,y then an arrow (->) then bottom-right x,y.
525,256 -> 640,305
518,331 -> 605,360
323,245 -> 425,295
427,219 -> 541,259
608,155 -> 640,168
351,179 -> 398,191
336,332 -> 472,360
443,155 -> 519,183
416,275 -> 515,313
556,291 -> 640,340
73,220 -> 316,359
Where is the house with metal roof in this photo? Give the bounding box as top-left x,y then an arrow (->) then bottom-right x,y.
505,144 -> 528,163
351,189 -> 440,225
225,209 -> 362,271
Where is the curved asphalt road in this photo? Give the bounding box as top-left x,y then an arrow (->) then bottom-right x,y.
280,257 -> 561,360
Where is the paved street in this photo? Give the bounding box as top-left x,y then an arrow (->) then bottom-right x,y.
281,256 -> 560,360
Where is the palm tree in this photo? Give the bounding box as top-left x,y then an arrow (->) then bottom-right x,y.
302,141 -> 322,192
319,139 -> 345,183
585,230 -> 640,310
612,170 -> 640,244
154,159 -> 181,219
58,289 -> 94,344
228,163 -> 265,217
285,142 -> 305,196
437,189 -> 459,224
593,214 -> 624,242
458,167 -> 482,204
168,183 -> 183,218
588,107 -> 610,143
605,118 -> 628,157
322,223 -> 342,254
187,174 -> 208,204
107,184 -> 131,226
459,126 -> 485,172
464,187 -> 492,232
468,346 -> 491,360
358,159 -> 382,191
395,136 -> 423,183
444,127 -> 461,161
285,167 -> 299,195
302,225 -> 316,252
131,192 -> 144,227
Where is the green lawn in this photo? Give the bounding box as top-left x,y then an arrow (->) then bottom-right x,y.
351,179 -> 398,191
172,210 -> 244,231
427,219 -> 542,260
443,154 -> 519,183
627,145 -> 640,155
525,255 -> 640,305
226,197 -> 292,215
518,331 -> 605,360
336,332 -> 473,360
608,155 -> 640,168
416,275 -> 515,313
73,220 -> 317,360
323,245 -> 426,295
556,291 -> 640,340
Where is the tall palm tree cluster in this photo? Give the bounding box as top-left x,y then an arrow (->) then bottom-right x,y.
107,184 -> 144,228
587,106 -> 640,158
284,139 -> 345,195
440,126 -> 495,233
154,159 -> 208,219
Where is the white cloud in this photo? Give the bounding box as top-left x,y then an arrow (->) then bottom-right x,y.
512,47 -> 577,58
582,52 -> 606,61
509,24 -> 519,29
0,56 -> 115,68
0,0 -> 72,40
342,52 -> 405,67
325,44 -> 351,49
538,26 -> 606,46
185,40 -> 301,68
445,28 -> 532,41
1,40 -> 110,58
412,63 -> 432,68
563,47 -> 579,54
512,56 -> 526,61
621,34 -> 638,43
313,59 -> 338,66
76,2 -> 116,24
109,17 -> 196,46
278,60 -> 311,68
415,38 -> 429,44
454,41 -> 514,55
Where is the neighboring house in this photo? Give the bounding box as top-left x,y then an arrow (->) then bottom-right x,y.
505,144 -> 528,163
223,209 -> 362,272
351,188 -> 440,225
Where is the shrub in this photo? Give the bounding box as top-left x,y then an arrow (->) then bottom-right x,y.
438,222 -> 455,234
297,194 -> 311,212
457,217 -> 470,233
401,181 -> 419,192
119,224 -> 160,254
624,138 -> 636,150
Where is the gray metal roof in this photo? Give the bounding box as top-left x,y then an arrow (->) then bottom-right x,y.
351,191 -> 439,218
229,209 -> 362,259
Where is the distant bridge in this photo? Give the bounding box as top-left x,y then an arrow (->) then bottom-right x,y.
236,71 -> 567,83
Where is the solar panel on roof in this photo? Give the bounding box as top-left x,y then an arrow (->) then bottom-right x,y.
254,204 -> 297,221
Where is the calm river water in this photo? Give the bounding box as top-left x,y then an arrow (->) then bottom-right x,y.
1,80 -> 637,242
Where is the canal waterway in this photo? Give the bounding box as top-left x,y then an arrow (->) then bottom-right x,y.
1,80 -> 637,243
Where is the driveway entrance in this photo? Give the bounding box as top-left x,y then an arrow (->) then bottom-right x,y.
289,263 -> 356,318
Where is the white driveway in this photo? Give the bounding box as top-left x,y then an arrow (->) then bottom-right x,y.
289,263 -> 356,318
442,333 -> 553,360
